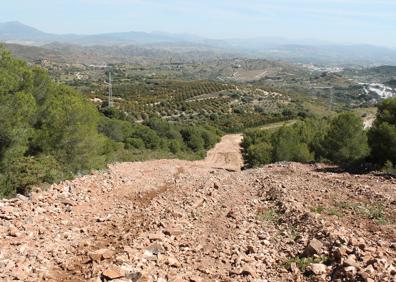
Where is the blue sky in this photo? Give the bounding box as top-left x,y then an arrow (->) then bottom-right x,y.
1,0 -> 396,46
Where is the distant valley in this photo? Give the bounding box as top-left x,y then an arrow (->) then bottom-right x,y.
1,21 -> 396,119
3,41 -> 396,107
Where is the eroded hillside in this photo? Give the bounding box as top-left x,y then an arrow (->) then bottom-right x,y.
0,135 -> 395,281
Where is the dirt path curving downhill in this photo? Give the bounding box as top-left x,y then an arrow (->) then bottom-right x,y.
199,134 -> 244,171
0,134 -> 395,281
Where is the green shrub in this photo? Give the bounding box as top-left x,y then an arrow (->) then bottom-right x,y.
201,129 -> 219,149
125,138 -> 145,149
245,142 -> 273,166
180,128 -> 205,152
383,160 -> 396,174
368,98 -> 396,165
133,125 -> 161,150
243,113 -> 368,167
168,139 -> 184,154
272,126 -> 314,163
322,112 -> 369,165
98,118 -> 133,142
101,107 -> 129,120
0,91 -> 37,165
3,155 -> 64,196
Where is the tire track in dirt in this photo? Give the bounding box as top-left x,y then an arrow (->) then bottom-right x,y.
0,135 -> 395,281
54,134 -> 244,280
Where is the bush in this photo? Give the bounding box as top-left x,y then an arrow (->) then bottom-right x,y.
3,155 -> 64,196
133,125 -> 161,149
125,138 -> 145,149
368,98 -> 396,165
0,91 -> 37,165
272,126 -> 314,163
201,129 -> 220,149
243,113 -> 368,168
98,118 -> 133,143
168,139 -> 184,154
383,160 -> 396,174
101,107 -> 129,120
35,85 -> 107,173
322,112 -> 369,165
245,142 -> 273,167
0,49 -> 113,196
180,128 -> 205,152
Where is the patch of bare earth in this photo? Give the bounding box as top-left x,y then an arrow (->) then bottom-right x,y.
0,134 -> 395,281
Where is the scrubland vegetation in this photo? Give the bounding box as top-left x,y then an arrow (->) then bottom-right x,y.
0,49 -> 221,197
1,44 -> 395,198
243,98 -> 396,171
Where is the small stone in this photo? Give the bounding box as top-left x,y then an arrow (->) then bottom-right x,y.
163,227 -> 183,236
101,267 -> 124,280
344,266 -> 357,275
303,238 -> 324,257
358,271 -> 370,281
16,194 -> 29,202
334,247 -> 348,261
148,233 -> 165,241
357,239 -> 366,251
257,232 -> 268,240
89,249 -> 114,262
365,264 -> 375,274
246,245 -> 255,254
349,237 -> 359,246
167,256 -> 181,268
192,198 -> 205,209
124,246 -> 136,259
344,255 -> 359,268
60,198 -> 75,206
189,275 -> 203,282
144,243 -> 163,257
7,226 -> 20,237
240,266 -> 256,277
290,262 -> 300,274
310,263 -> 327,275
126,272 -> 142,281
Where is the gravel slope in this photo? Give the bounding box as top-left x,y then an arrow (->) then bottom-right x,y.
0,134 -> 395,281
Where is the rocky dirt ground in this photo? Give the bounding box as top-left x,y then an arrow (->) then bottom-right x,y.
0,134 -> 395,282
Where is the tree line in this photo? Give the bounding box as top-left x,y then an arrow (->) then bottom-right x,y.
243,98 -> 396,172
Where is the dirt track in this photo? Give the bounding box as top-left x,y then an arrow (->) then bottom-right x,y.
0,134 -> 395,281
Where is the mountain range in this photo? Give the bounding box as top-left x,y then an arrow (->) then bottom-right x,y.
1,21 -> 396,66
0,21 -> 216,46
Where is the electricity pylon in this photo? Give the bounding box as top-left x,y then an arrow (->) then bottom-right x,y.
108,70 -> 113,108
105,68 -> 113,108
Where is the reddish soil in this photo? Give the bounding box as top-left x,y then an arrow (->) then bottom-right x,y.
0,134 -> 395,281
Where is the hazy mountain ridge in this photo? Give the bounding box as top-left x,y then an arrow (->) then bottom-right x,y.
2,42 -> 238,64
2,21 -> 396,65
0,21 -> 213,46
